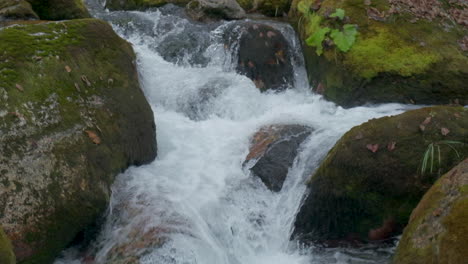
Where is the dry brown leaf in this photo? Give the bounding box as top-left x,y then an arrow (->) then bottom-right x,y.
85,130 -> 101,145
422,116 -> 432,125
441,127 -> 450,136
419,124 -> 426,132
65,65 -> 72,73
366,144 -> 379,153
81,75 -> 92,87
74,83 -> 81,92
15,83 -> 24,92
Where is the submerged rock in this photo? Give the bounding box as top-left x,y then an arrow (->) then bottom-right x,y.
393,158 -> 468,264
245,125 -> 313,191
290,0 -> 468,107
293,106 -> 468,245
105,0 -> 190,10
0,18 -> 157,263
186,0 -> 246,21
229,22 -> 294,91
0,226 -> 15,264
0,0 -> 39,21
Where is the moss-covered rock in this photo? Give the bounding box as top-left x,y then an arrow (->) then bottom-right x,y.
26,0 -> 90,20
237,0 -> 292,17
0,0 -> 39,21
393,158 -> 468,264
290,0 -> 468,107
0,226 -> 15,264
0,18 -> 157,263
186,0 -> 246,21
293,106 -> 468,245
105,0 -> 190,10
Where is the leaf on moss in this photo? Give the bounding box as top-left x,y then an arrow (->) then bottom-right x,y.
330,24 -> 357,52
65,65 -> 71,73
387,141 -> 396,151
15,84 -> 24,92
85,130 -> 101,145
330,8 -> 345,20
441,127 -> 450,136
306,27 -> 331,55
366,143 -> 379,153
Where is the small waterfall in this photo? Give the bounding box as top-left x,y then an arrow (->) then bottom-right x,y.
56,2 -> 411,263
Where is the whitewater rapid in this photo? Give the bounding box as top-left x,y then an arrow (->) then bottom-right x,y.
56,2 -> 412,263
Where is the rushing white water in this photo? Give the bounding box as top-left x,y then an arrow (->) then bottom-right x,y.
56,2 -> 413,264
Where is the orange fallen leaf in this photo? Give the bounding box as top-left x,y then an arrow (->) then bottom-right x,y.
441,127 -> 450,136
85,130 -> 101,145
15,83 -> 24,92
366,144 -> 379,153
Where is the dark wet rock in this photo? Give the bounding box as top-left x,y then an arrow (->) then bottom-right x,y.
27,0 -> 90,20
0,19 -> 157,263
290,0 -> 468,107
393,158 -> 468,264
105,0 -> 190,10
186,0 -> 246,21
293,106 -> 468,246
245,124 -> 313,191
230,22 -> 294,91
0,226 -> 15,264
0,0 -> 38,21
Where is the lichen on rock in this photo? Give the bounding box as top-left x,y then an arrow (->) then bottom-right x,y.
0,18 -> 157,263
393,158 -> 468,264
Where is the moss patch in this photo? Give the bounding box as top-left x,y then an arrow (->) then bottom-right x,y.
0,226 -> 15,264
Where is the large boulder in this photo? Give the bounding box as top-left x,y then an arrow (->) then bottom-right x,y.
228,22 -> 295,91
105,0 -> 190,10
244,125 -> 313,191
392,158 -> 468,264
26,0 -> 90,20
293,106 -> 468,245
237,0 -> 292,17
0,0 -> 38,21
0,18 -> 157,263
186,0 -> 246,21
0,226 -> 15,264
290,0 -> 468,107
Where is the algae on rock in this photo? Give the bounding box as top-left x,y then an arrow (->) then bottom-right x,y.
393,158 -> 468,264
293,106 -> 468,245
290,0 -> 468,107
0,18 -> 157,263
0,0 -> 39,21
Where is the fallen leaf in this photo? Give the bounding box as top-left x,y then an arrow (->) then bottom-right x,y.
267,31 -> 276,38
422,116 -> 432,125
74,83 -> 81,92
81,75 -> 91,87
85,130 -> 101,145
419,124 -> 426,132
432,208 -> 443,217
387,141 -> 396,151
15,84 -> 24,92
65,65 -> 71,73
366,144 -> 379,153
441,127 -> 450,136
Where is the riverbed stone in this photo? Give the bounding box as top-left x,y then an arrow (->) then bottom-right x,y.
0,18 -> 157,263
293,106 -> 468,245
26,0 -> 90,20
392,158 -> 468,264
245,125 -> 313,191
0,0 -> 39,21
227,22 -> 295,91
290,0 -> 468,107
186,0 -> 246,21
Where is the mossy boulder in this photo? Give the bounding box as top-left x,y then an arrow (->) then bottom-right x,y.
0,0 -> 39,21
0,226 -> 15,264
290,0 -> 468,107
186,0 -> 246,21
293,106 -> 468,245
105,0 -> 190,10
26,0 -> 90,20
392,158 -> 468,264
237,0 -> 292,17
0,18 -> 157,263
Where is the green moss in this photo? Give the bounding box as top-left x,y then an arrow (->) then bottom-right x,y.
294,106 -> 468,242
0,226 -> 15,264
346,26 -> 440,79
